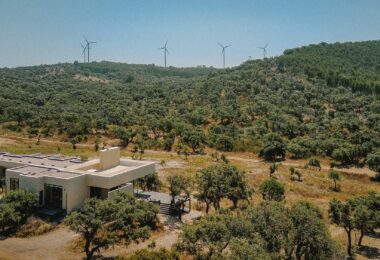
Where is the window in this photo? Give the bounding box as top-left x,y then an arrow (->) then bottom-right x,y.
10,178 -> 19,191
39,190 -> 44,205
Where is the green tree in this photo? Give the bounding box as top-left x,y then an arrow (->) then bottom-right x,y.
127,248 -> 180,260
112,126 -> 131,148
352,204 -> 373,247
180,127 -> 206,154
224,165 -> 252,208
196,164 -> 251,212
175,142 -> 191,160
328,170 -> 340,191
65,192 -> 159,260
3,190 -> 37,221
259,133 -> 286,161
366,153 -> 380,180
329,199 -> 355,257
64,198 -> 117,260
348,194 -> 380,247
289,201 -> 335,259
0,204 -> 21,233
269,163 -> 278,177
229,238 -> 271,260
176,213 -> 233,258
137,172 -> 162,192
244,202 -> 291,256
109,192 -> 159,246
259,178 -> 285,201
167,175 -> 192,220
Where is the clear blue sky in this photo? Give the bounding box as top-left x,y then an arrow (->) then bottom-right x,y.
0,0 -> 379,68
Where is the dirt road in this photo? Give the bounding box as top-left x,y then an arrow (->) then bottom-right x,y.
0,227 -> 80,260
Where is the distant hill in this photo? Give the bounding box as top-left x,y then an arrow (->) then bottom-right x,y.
0,40 -> 379,167
278,40 -> 380,94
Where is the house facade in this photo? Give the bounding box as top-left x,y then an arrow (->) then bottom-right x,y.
0,147 -> 155,213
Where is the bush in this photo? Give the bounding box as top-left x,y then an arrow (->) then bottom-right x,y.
259,133 -> 286,161
306,157 -> 321,170
15,216 -> 54,238
2,190 -> 37,221
0,190 -> 37,234
127,248 -> 180,260
215,135 -> 234,151
259,178 -> 285,201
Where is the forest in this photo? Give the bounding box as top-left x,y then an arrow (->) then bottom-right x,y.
0,40 -> 379,170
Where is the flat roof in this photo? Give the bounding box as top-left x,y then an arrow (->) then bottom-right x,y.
13,165 -> 80,179
0,152 -> 82,168
1,151 -> 155,181
87,165 -> 136,177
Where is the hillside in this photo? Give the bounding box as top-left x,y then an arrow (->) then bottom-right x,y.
0,40 -> 379,169
279,40 -> 380,94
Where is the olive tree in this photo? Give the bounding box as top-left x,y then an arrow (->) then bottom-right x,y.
259,178 -> 285,201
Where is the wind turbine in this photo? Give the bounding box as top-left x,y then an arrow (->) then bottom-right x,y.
84,37 -> 97,63
80,43 -> 87,63
158,40 -> 169,67
258,42 -> 270,59
218,42 -> 231,68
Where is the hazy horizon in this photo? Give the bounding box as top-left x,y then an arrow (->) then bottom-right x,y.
1,0 -> 379,68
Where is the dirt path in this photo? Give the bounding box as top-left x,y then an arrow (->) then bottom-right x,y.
0,212 -> 202,260
0,227 -> 80,260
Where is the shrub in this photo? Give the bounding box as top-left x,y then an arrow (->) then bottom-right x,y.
259,178 -> 285,201
306,157 -> 321,170
15,216 -> 54,238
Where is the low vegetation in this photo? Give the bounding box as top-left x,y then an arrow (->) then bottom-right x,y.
0,190 -> 37,234
64,191 -> 159,260
177,201 -> 341,259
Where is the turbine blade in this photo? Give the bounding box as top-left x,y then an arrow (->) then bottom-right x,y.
218,42 -> 224,48
265,42 -> 270,48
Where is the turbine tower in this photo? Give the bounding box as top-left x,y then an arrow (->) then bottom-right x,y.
258,42 -> 270,59
158,40 -> 169,67
80,43 -> 87,63
84,37 -> 97,63
218,42 -> 231,68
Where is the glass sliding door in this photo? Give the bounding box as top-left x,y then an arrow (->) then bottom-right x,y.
10,178 -> 19,191
44,184 -> 63,209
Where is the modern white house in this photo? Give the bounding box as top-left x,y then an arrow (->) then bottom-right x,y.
0,147 -> 155,213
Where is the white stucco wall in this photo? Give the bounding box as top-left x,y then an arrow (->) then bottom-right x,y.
64,175 -> 89,212
100,147 -> 120,170
86,162 -> 155,189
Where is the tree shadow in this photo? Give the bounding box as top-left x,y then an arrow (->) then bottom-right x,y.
366,230 -> 380,239
356,245 -> 380,259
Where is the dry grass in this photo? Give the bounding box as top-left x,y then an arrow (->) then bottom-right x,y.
1,134 -> 379,258
15,216 -> 55,238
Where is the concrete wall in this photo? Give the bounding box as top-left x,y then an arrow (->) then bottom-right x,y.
100,147 -> 120,170
64,175 -> 88,212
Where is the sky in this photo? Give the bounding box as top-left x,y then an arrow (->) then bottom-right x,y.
0,0 -> 379,68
